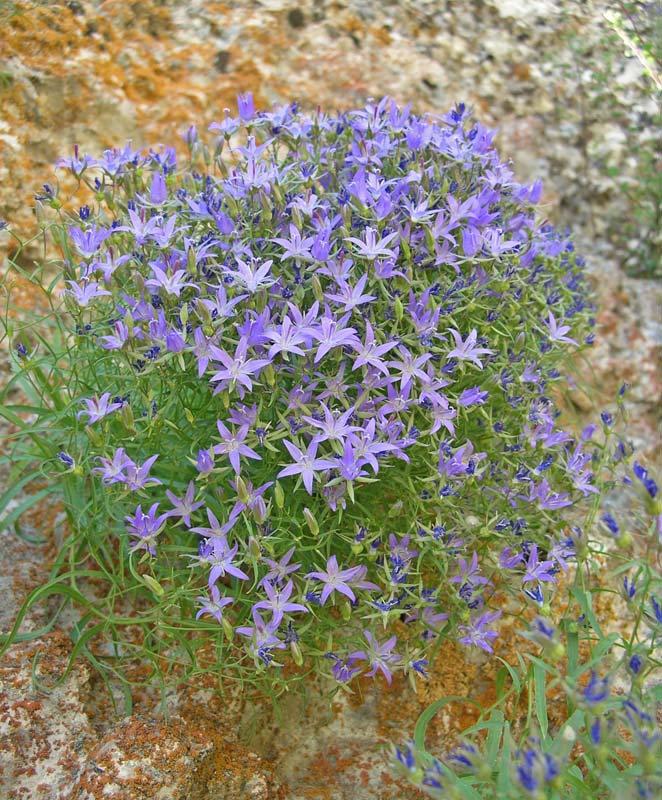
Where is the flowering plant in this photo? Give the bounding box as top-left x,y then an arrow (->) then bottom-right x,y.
2,95 -> 597,696
392,440 -> 662,798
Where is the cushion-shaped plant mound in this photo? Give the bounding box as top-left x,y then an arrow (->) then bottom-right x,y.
4,96 -> 597,693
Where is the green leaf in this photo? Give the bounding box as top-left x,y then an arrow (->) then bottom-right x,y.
570,585 -> 603,637
484,710 -> 505,764
534,662 -> 549,742
0,485 -> 59,535
413,695 -> 483,754
496,725 -> 512,796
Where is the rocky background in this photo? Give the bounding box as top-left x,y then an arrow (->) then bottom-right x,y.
0,1 -> 660,798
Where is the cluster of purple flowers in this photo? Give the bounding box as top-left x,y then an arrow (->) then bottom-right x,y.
54,95 -> 595,685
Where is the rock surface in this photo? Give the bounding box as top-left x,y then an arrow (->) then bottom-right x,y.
71,716 -> 283,800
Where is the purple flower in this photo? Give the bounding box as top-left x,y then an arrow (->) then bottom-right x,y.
305,555 -> 361,605
633,461 -> 658,499
628,654 -> 644,675
77,392 -> 123,424
350,321 -> 398,374
147,215 -> 182,248
194,534 -> 250,586
65,279 -> 112,307
149,170 -> 167,204
345,226 -> 400,260
235,610 -> 286,666
93,447 -> 133,486
527,478 -> 573,511
600,513 -> 619,536
228,478 -> 272,521
310,310 -> 360,362
265,315 -> 310,359
200,285 -> 247,320
461,225 -> 480,257
262,546 -> 301,585
224,258 -> 276,293
387,346 -> 432,390
277,439 -> 337,494
524,585 -> 545,605
57,451 -> 75,468
515,742 -> 561,795
388,533 -> 419,567
145,264 -> 198,297
236,91 -> 255,121
325,274 -> 377,311
209,110 -> 241,138
302,403 -> 360,444
252,579 -> 308,627
125,502 -> 168,555
500,546 -> 525,569
522,544 -> 557,584
545,310 -> 578,346
196,584 -> 233,622
196,448 -> 215,474
350,630 -> 401,684
213,420 -> 262,474
446,328 -> 493,369
458,386 -> 489,407
124,454 -> 161,491
450,551 -> 489,588
209,338 -> 271,393
190,507 -> 236,539
583,670 -> 610,704
271,223 -> 316,261
165,481 -> 205,527
99,320 -> 132,350
165,329 -> 186,353
458,610 -> 502,653
68,225 -> 111,259
57,149 -> 97,175
327,652 -> 363,682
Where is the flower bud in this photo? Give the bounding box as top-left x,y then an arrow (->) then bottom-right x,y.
248,535 -> 261,560
195,299 -> 212,326
255,289 -> 267,313
121,403 -> 137,435
274,481 -> 285,509
85,425 -> 103,447
142,574 -> 164,597
290,640 -> 303,666
263,363 -> 276,387
222,616 -> 234,641
125,312 -> 134,337
260,190 -> 272,217
617,533 -> 633,549
252,497 -> 267,524
340,600 -> 352,620
236,476 -> 250,504
387,499 -> 403,518
187,247 -> 197,275
303,507 -> 319,536
271,184 -> 284,206
311,274 -> 324,304
394,296 -> 404,323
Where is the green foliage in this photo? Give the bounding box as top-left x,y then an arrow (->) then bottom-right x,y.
391,417 -> 662,798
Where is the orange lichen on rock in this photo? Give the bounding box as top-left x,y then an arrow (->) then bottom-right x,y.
68,712 -> 287,799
